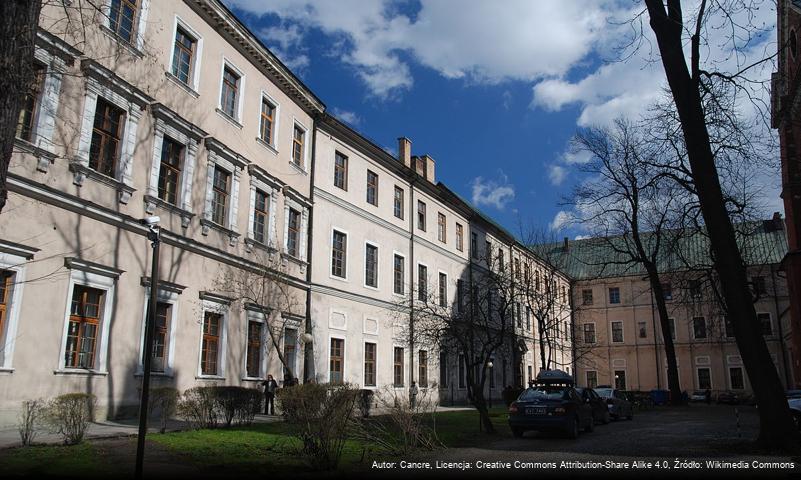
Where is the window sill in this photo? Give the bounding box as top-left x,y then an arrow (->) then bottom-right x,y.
54,369 -> 109,376
99,25 -> 144,58
164,72 -> 200,98
328,273 -> 349,283
244,237 -> 279,256
255,136 -> 279,155
200,218 -> 240,246
241,377 -> 265,382
196,375 -> 226,381
288,161 -> 308,176
0,367 -> 14,374
281,252 -> 308,274
144,195 -> 194,228
133,371 -> 175,379
69,161 -> 136,204
14,137 -> 56,173
215,108 -> 243,129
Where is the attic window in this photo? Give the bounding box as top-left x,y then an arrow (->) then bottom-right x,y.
791,29 -> 798,60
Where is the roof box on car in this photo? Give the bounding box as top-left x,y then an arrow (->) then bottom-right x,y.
534,369 -> 574,385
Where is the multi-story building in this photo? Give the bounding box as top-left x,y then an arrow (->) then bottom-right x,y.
772,0 -> 801,389
0,0 -> 571,423
566,218 -> 793,396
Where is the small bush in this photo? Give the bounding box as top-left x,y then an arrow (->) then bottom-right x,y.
178,387 -> 218,430
148,387 -> 179,433
358,389 -> 374,418
277,383 -> 359,470
18,399 -> 45,446
234,388 -> 262,427
45,393 -> 95,445
213,386 -> 261,427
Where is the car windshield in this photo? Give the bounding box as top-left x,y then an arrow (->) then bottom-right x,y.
518,386 -> 568,401
595,388 -> 613,398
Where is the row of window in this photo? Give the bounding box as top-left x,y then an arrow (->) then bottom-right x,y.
582,276 -> 771,306
581,314 -> 774,344
340,342 -> 430,388
585,365 -> 747,391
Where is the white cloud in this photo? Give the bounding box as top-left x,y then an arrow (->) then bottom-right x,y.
548,164 -> 567,186
562,149 -> 593,165
471,173 -> 515,209
549,210 -> 574,232
330,107 -> 361,126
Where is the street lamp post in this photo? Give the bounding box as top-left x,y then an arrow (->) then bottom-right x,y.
135,217 -> 161,480
487,361 -> 494,409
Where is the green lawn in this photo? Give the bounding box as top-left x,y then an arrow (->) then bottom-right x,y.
0,442 -> 106,477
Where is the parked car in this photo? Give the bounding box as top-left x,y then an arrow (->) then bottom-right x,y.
788,398 -> 801,433
594,387 -> 633,420
508,369 -> 594,439
575,387 -> 610,425
717,391 -> 740,405
689,390 -> 710,402
787,390 -> 801,399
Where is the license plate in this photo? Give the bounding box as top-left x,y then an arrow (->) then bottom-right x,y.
525,407 -> 546,415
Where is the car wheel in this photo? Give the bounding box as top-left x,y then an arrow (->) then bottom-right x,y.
584,417 -> 594,433
511,427 -> 524,438
566,417 -> 579,439
602,410 -> 610,424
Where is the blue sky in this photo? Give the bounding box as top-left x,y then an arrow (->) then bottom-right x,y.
224,0 -> 780,240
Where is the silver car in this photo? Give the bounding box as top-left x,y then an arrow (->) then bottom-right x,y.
595,387 -> 633,420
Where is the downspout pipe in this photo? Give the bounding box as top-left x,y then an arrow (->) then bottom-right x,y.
303,113 -> 318,383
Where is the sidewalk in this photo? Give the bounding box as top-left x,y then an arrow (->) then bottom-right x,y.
0,414 -> 283,449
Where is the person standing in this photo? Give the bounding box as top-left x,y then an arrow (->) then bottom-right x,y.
261,374 -> 278,415
409,381 -> 419,409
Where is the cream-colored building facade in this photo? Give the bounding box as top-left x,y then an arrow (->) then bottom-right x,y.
0,0 -> 572,424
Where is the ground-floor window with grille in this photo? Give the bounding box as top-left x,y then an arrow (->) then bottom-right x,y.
330,338 -> 344,383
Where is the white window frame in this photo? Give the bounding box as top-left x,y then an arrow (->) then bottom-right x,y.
583,322 -> 596,344
136,287 -> 180,377
282,194 -> 309,261
101,0 -> 151,50
217,57 -> 246,124
18,45 -> 65,164
167,15 -> 204,92
392,251 -> 406,297
393,344 -> 407,388
696,366 -> 712,390
363,240 -> 380,290
0,247 -> 33,371
256,90 -> 280,152
282,325 -> 301,382
692,316 -> 707,340
201,139 -> 247,245
328,334 -> 347,383
329,227 -> 349,281
246,170 -> 280,249
363,341 -> 378,388
438,270 -> 449,308
242,307 -> 269,381
417,261 -> 430,303
196,297 -> 229,379
728,366 -> 745,390
290,119 -> 310,172
57,260 -> 121,374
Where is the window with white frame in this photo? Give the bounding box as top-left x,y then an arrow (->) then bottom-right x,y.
283,193 -> 309,261
438,272 -> 448,308
198,294 -> 229,378
201,138 -> 246,244
245,165 -> 281,250
365,243 -> 378,288
104,0 -> 150,49
330,337 -> 344,383
291,123 -> 307,170
73,64 -> 148,204
218,62 -> 244,122
259,95 -> 278,147
58,258 -> 122,373
693,316 -> 707,339
138,278 -> 182,376
393,254 -> 405,295
168,18 -> 203,91
331,230 -> 347,279
611,321 -> 623,343
0,243 -> 35,371
244,307 -> 268,379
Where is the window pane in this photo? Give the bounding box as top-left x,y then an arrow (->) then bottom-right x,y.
260,99 -> 275,143
287,208 -> 300,257
332,231 -> 347,278
334,152 -> 348,190
365,244 -> 378,287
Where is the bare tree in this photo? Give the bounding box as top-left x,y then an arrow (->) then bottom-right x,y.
640,0 -> 796,447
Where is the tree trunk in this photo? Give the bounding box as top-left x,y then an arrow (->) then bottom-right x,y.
645,0 -> 798,448
645,263 -> 683,405
0,0 -> 42,215
473,392 -> 495,433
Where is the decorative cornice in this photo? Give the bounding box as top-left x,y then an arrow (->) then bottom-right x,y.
64,257 -> 125,278
204,137 -> 249,169
80,59 -> 152,107
140,276 -> 187,294
247,164 -> 285,191
311,283 -> 401,311
0,240 -> 40,260
150,103 -> 207,140
199,291 -> 234,305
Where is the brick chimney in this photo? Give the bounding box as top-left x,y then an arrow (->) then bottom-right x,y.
398,137 -> 412,168
421,154 -> 436,184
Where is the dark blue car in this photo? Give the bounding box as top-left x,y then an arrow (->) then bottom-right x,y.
508,370 -> 593,438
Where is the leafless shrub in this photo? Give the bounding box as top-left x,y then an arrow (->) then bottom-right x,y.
177,387 -> 218,430
17,398 -> 44,446
148,387 -> 179,434
44,393 -> 95,445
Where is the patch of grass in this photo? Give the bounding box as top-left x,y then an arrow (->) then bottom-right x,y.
430,407 -> 510,447
0,442 -> 105,477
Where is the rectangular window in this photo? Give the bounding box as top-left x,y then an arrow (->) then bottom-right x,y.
419,350 -> 428,387
516,302 -> 522,328
638,321 -> 647,338
471,232 -> 478,259
246,321 -> 262,378
0,272 -> 13,351
364,342 -> 376,387
526,306 -> 532,331
498,250 -> 505,272
109,0 -> 139,43
172,26 -> 196,85
438,213 -> 447,243
292,125 -> 305,168
455,223 -> 464,251
211,166 -> 230,225
439,351 -> 448,387
259,98 -> 276,145
393,347 -> 404,387
418,265 -> 428,301
759,313 -> 772,335
334,152 -> 348,190
614,370 -> 627,390
608,287 -> 620,304
689,279 -> 702,299
201,311 -> 221,376
697,367 -> 711,390
485,241 -> 491,266
394,186 -> 404,219
458,354 -> 466,388
286,208 -> 301,257
514,258 -> 521,281
331,230 -> 347,278
366,170 -> 378,206
729,367 -> 744,390
220,67 -> 240,119
365,244 -> 378,288
438,272 -> 447,307
283,329 -> 297,379
149,301 -> 171,373
393,254 -> 404,295
65,285 -> 104,369
253,190 -> 269,244
611,321 -> 623,343
158,137 -> 183,205
586,370 -> 598,389
693,317 -> 707,339
582,289 -> 593,305
16,64 -> 45,142
89,98 -> 125,178
583,323 -> 596,344
330,338 -> 344,383
417,201 -> 426,231
662,283 -> 673,301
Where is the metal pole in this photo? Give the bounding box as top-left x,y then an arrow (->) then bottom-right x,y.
135,225 -> 160,479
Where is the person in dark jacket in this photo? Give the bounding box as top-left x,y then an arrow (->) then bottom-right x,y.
261,374 -> 278,415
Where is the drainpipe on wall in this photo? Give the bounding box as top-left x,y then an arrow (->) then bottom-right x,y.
303,113 -> 318,384
408,179 -> 416,390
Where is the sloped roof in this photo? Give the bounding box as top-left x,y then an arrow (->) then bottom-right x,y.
542,220 -> 789,281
